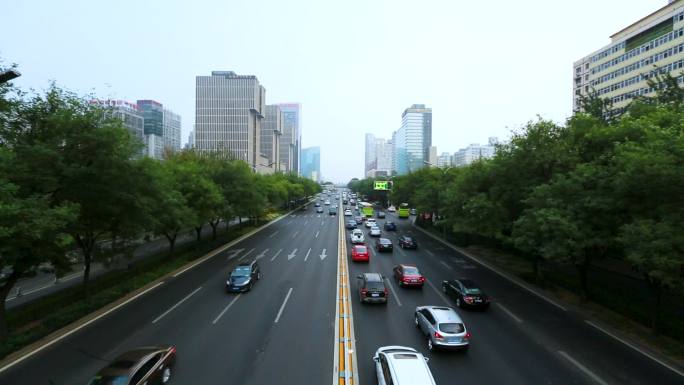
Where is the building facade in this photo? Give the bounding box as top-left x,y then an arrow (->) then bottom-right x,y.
392,104 -> 432,175
195,71 -> 266,170
301,146 -> 321,182
436,152 -> 452,168
276,103 -> 301,174
452,139 -> 497,167
364,133 -> 378,176
573,0 -> 684,114
137,100 -> 164,159
262,105 -> 283,171
96,100 -> 145,157
163,108 -> 182,154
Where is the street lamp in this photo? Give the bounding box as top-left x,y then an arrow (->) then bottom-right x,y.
0,69 -> 21,84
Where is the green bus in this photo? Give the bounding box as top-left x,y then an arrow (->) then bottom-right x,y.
398,203 -> 410,218
358,202 -> 374,218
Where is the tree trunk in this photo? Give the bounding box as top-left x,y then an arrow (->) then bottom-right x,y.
195,225 -> 202,242
75,233 -> 95,288
165,232 -> 177,255
0,272 -> 19,343
577,258 -> 591,302
209,219 -> 220,240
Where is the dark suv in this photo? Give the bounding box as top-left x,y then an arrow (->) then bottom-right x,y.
226,260 -> 261,292
87,346 -> 176,385
375,238 -> 393,252
357,273 -> 388,304
398,235 -> 417,249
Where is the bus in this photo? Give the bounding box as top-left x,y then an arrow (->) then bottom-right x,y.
398,203 -> 410,218
358,202 -> 374,218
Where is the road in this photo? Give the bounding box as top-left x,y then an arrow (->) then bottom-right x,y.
0,190 -> 682,385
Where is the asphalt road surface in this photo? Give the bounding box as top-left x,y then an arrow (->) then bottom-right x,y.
1,190 -> 682,385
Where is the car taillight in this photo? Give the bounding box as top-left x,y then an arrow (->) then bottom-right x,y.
464,296 -> 474,303
361,289 -> 368,296
464,332 -> 472,340
384,288 -> 389,296
434,331 -> 444,340
169,346 -> 177,354
419,276 -> 425,282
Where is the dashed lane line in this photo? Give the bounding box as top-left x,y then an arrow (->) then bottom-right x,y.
274,288 -> 293,323
558,351 -> 610,385
212,294 -> 241,324
152,286 -> 202,324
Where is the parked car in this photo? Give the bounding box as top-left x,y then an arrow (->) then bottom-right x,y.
351,244 -> 370,262
357,273 -> 388,304
350,229 -> 365,244
393,264 -> 425,287
414,306 -> 471,351
345,220 -> 357,229
226,260 -> 261,292
369,226 -> 382,237
442,278 -> 491,309
365,218 -> 377,228
375,238 -> 393,252
87,346 -> 177,385
398,235 -> 417,249
377,211 -> 386,219
384,221 -> 397,231
373,346 -> 436,385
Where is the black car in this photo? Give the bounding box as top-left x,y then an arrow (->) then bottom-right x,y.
357,273 -> 388,304
375,238 -> 393,252
384,221 -> 397,231
227,260 -> 261,292
354,216 -> 364,225
376,211 -> 386,219
398,235 -> 417,249
345,220 -> 357,229
442,278 -> 490,309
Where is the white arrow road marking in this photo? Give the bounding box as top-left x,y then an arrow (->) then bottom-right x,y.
270,248 -> 283,262
255,248 -> 269,260
269,230 -> 279,238
237,248 -> 255,261
292,231 -> 299,239
315,230 -> 320,238
226,248 -> 245,260
304,248 -> 311,262
287,248 -> 298,260
319,248 -> 327,261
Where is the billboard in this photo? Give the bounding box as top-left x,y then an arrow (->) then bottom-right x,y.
374,181 -> 391,191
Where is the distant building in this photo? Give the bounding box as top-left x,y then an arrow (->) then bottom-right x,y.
392,104 -> 432,175
276,103 -> 301,174
163,108 -> 181,154
301,146 -> 321,181
262,105 -> 283,172
453,138 -> 498,167
436,152 -> 452,168
137,100 -> 164,160
186,129 -> 195,149
95,99 -> 145,157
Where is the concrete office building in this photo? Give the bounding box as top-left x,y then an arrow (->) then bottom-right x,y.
137,100 -> 165,160
262,105 -> 283,171
163,108 -> 182,154
95,100 -> 145,157
195,71 -> 266,171
364,135 -> 393,177
301,146 -> 321,182
573,0 -> 684,114
364,133 -> 378,176
452,138 -> 498,167
276,103 -> 301,174
436,152 -> 452,168
392,104 -> 432,175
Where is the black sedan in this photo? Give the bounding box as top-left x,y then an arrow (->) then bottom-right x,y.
398,235 -> 417,249
375,238 -> 393,252
227,260 -> 261,292
442,278 -> 490,310
345,220 -> 357,229
354,216 -> 364,225
384,221 -> 397,231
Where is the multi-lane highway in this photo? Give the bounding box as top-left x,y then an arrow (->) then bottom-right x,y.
0,189 -> 683,385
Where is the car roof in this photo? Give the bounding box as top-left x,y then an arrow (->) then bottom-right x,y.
99,347 -> 166,376
423,306 -> 463,323
384,350 -> 435,385
457,278 -> 479,287
399,263 -> 417,269
379,238 -> 391,243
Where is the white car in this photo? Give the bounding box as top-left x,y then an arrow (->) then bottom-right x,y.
350,229 -> 365,244
373,346 -> 436,385
388,206 -> 396,212
324,200 -> 331,205
365,218 -> 377,228
344,209 -> 353,216
369,226 -> 381,237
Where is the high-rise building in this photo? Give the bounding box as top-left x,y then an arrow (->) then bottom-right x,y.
195,71 -> 266,170
452,140 -> 497,167
276,103 -> 301,174
392,104 -> 432,175
137,100 -> 165,160
364,133 -> 378,176
95,100 -> 145,157
436,152 -> 452,168
186,129 -> 195,149
262,105 -> 283,171
163,108 -> 181,154
301,146 -> 321,182
375,139 -> 393,175
573,0 -> 684,114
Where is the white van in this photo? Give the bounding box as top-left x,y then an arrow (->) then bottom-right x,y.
373,346 -> 436,385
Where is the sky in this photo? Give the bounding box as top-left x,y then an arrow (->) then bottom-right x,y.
1,0 -> 665,183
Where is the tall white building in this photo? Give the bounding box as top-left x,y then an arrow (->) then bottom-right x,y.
453,138 -> 498,167
364,133 -> 378,176
163,109 -> 181,154
392,104 -> 432,175
436,152 -> 452,168
276,103 -> 301,174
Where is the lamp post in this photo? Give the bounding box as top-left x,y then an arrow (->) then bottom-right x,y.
0,69 -> 21,84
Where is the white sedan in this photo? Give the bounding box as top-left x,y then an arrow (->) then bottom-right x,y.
350,229 -> 365,244
365,218 -> 377,228
369,226 -> 381,237
344,209 -> 353,216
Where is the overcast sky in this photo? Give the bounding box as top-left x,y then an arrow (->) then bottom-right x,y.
1,0 -> 664,182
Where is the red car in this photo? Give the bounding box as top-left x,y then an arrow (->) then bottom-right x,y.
351,244 -> 370,262
393,264 -> 425,287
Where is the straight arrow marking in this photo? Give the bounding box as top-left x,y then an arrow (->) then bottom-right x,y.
287,248 -> 298,260
320,248 -> 327,261
304,248 -> 311,262
270,248 -> 283,262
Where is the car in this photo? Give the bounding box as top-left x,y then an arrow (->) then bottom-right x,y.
409,208 -> 417,215
369,226 -> 381,237
384,221 -> 397,231
351,244 -> 370,262
377,211 -> 386,219
314,202 -> 321,207
226,260 -> 261,292
375,237 -> 393,252
343,199 -> 348,204
393,264 -> 425,287
325,200 -> 331,205
87,346 -> 177,385
329,207 -> 337,215
350,229 -> 365,244
316,206 -> 324,213
344,209 -> 353,216
357,273 -> 388,304
387,206 -> 396,212
373,346 -> 436,385
398,235 -> 417,249
414,306 -> 471,351
442,278 -> 491,309
345,220 -> 357,229
354,216 -> 364,224
365,218 -> 377,228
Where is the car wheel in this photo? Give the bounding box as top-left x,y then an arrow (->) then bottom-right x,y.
161,366 -> 172,383
456,297 -> 462,308
427,338 -> 434,351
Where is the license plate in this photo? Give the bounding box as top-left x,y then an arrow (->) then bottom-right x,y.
449,337 -> 462,343
475,299 -> 482,302
371,293 -> 379,297
411,279 -> 417,283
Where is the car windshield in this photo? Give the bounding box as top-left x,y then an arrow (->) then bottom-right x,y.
403,237 -> 413,242
355,246 -> 367,253
231,266 -> 251,277
439,323 -> 465,334
365,282 -> 385,290
87,376 -> 130,385
403,266 -> 419,275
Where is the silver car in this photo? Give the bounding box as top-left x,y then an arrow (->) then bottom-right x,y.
373,346 -> 436,385
414,306 -> 470,351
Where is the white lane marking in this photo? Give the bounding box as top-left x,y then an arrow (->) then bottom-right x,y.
439,261 -> 453,270
269,230 -> 279,238
212,294 -> 241,324
304,220 -> 309,226
425,278 -> 450,306
0,281 -> 164,374
287,249 -> 298,260
287,220 -> 293,225
321,220 -> 325,226
304,248 -> 311,262
274,288 -> 293,323
292,231 -> 299,239
226,248 -> 245,260
558,351 -> 610,385
320,248 -> 327,261
412,224 -> 568,312
495,303 -> 523,323
425,249 -> 435,257
152,286 -> 202,324
369,246 -> 376,257
384,279 -> 402,307
255,248 -> 269,260
237,248 -> 255,261
585,320 -> 684,377
270,249 -> 283,262
315,230 -> 320,238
